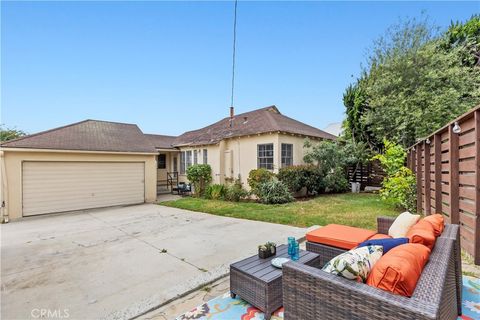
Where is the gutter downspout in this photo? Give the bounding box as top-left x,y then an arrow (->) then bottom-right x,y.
0,151 -> 9,223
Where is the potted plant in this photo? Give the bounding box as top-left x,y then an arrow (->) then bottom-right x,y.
258,242 -> 276,259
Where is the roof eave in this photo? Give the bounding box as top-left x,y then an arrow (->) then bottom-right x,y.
0,147 -> 158,155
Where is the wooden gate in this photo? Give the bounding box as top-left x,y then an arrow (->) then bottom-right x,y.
407,105 -> 480,264
347,160 -> 386,190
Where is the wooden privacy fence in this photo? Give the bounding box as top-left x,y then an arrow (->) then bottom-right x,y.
347,160 -> 386,190
407,105 -> 480,264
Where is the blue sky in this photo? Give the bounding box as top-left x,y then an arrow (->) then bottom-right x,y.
1,1 -> 478,136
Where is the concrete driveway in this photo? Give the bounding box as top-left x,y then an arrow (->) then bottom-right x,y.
1,204 -> 308,320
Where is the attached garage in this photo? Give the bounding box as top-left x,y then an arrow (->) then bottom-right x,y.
0,120 -> 158,221
22,161 -> 146,216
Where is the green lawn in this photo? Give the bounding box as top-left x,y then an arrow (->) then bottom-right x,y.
160,193 -> 401,230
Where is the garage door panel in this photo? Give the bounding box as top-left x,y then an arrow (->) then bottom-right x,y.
22,162 -> 145,216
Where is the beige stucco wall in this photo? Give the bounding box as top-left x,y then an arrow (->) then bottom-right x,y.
178,133 -> 323,189
224,133 -> 279,187
177,145 -> 222,184
0,149 -> 157,220
277,133 -> 312,166
156,151 -> 180,183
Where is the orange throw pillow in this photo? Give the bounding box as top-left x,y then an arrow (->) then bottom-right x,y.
423,214 -> 445,237
406,219 -> 437,250
366,243 -> 430,297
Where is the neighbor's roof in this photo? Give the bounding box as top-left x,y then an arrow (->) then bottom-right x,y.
1,120 -> 157,153
323,122 -> 343,137
145,134 -> 177,149
173,105 -> 336,146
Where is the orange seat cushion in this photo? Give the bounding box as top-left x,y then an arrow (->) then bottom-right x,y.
406,219 -> 436,250
366,243 -> 431,297
423,214 -> 445,237
368,233 -> 392,241
306,224 -> 376,250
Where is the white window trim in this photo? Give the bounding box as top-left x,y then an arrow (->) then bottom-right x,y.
281,143 -> 293,168
257,143 -> 274,170
203,149 -> 208,164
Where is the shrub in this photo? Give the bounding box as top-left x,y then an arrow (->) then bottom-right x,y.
256,180 -> 294,204
303,139 -> 358,194
247,168 -> 275,192
277,165 -> 325,195
323,168 -> 350,193
277,166 -> 304,193
373,140 -> 406,176
205,184 -> 226,200
304,140 -> 348,172
186,164 -> 212,196
303,166 -> 326,194
379,167 -> 417,212
374,140 -> 417,212
224,179 -> 249,202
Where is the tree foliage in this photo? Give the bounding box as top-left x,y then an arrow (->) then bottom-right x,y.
443,14 -> 480,66
0,125 -> 26,142
303,140 -> 351,193
374,140 -> 417,212
343,15 -> 480,148
186,164 -> 212,196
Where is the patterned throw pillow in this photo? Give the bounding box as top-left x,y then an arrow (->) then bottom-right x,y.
322,245 -> 383,282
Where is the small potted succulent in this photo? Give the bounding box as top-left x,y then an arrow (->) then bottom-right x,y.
258,242 -> 276,259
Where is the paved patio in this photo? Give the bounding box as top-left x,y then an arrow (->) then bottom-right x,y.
1,203 -> 308,320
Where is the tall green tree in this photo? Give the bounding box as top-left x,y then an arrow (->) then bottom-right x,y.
342,16 -> 480,148
442,14 -> 480,66
342,77 -> 380,150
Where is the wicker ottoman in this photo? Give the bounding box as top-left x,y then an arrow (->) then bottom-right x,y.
230,244 -> 319,320
305,224 -> 386,266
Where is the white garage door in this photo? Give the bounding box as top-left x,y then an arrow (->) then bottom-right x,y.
22,161 -> 145,216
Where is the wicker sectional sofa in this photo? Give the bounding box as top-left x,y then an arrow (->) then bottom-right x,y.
282,216 -> 461,320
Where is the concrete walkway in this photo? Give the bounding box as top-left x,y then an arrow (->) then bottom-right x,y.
1,204 -> 308,320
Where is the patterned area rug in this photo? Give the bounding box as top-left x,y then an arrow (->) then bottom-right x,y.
176,276 -> 480,320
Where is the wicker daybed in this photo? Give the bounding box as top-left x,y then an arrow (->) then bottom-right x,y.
282,216 -> 462,320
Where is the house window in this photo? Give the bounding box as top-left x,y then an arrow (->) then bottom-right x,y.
173,157 -> 178,172
180,152 -> 185,174
257,143 -> 274,170
194,150 -> 198,165
203,149 -> 208,164
281,144 -> 293,168
158,154 -> 166,169
186,150 -> 192,170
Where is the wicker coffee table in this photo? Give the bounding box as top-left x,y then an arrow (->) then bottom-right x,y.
230,244 -> 319,319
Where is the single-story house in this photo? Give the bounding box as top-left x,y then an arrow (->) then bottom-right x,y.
0,105 -> 335,220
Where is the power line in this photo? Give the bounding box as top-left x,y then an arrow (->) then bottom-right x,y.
230,0 -> 238,109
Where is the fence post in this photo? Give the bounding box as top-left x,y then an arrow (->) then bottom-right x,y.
449,124 -> 460,225
424,140 -> 431,215
416,144 -> 423,214
475,110 -> 480,265
434,134 -> 442,215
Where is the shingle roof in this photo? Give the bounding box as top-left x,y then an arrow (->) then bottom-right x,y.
173,105 -> 336,146
1,120 -> 157,153
145,134 -> 176,149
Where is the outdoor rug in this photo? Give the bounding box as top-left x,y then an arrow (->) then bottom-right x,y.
176,276 -> 480,320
